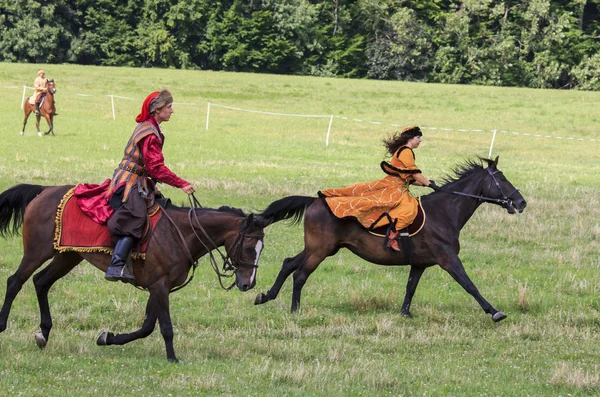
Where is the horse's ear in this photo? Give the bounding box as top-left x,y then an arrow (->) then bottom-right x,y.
492,156 -> 499,169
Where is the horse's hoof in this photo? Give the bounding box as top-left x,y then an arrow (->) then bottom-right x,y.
254,293 -> 267,305
400,311 -> 412,318
168,357 -> 180,363
96,331 -> 109,346
19,131 -> 24,136
37,132 -> 42,137
35,332 -> 47,349
492,312 -> 507,322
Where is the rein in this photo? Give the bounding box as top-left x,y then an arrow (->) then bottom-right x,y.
158,193 -> 260,293
437,168 -> 520,210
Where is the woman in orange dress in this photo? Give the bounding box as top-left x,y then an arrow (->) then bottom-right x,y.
319,126 -> 438,251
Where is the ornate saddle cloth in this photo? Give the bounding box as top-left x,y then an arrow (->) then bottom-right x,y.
368,198 -> 426,238
53,188 -> 162,260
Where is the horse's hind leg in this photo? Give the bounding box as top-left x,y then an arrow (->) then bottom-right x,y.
400,265 -> 426,318
255,251 -> 305,305
21,108 -> 31,135
0,250 -> 54,333
32,252 -> 83,348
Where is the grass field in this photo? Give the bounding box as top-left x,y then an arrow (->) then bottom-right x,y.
0,63 -> 599,396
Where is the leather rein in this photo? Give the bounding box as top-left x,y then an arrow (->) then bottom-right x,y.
158,194 -> 263,292
437,167 -> 520,211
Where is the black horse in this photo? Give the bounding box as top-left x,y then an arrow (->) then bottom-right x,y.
256,157 -> 527,322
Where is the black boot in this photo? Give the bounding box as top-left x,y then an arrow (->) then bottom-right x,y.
35,103 -> 40,115
105,236 -> 136,283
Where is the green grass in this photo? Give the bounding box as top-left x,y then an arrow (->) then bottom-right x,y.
0,63 -> 599,396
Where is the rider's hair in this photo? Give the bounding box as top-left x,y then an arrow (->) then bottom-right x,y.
383,126 -> 422,156
150,89 -> 173,115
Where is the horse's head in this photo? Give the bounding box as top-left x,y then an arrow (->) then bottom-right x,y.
46,79 -> 56,95
482,156 -> 527,214
224,213 -> 265,292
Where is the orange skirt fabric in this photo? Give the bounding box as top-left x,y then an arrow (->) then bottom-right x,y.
319,175 -> 418,231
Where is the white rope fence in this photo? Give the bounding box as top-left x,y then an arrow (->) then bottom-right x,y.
4,85 -> 597,154
206,103 -> 335,145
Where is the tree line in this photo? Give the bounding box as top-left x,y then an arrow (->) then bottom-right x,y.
1,0 -> 599,90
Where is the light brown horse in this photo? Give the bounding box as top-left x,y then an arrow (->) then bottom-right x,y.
0,184 -> 267,362
21,79 -> 56,137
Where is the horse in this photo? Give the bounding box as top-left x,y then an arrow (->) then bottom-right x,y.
255,157 -> 527,322
0,184 -> 267,362
21,79 -> 57,137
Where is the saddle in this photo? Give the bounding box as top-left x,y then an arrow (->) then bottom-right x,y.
368,197 -> 426,238
53,188 -> 162,260
368,198 -> 426,262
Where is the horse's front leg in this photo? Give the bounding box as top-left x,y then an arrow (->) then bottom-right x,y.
400,265 -> 426,318
35,115 -> 42,137
43,115 -> 53,136
438,253 -> 506,322
255,251 -> 305,305
96,290 -> 159,351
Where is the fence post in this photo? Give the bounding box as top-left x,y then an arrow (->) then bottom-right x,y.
21,86 -> 27,109
206,102 -> 211,131
110,95 -> 116,120
326,115 -> 334,146
488,130 -> 497,159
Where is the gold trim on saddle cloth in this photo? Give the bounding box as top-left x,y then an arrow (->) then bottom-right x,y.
368,196 -> 426,238
53,187 -> 146,260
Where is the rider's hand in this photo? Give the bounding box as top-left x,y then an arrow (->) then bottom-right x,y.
182,184 -> 195,195
429,181 -> 441,191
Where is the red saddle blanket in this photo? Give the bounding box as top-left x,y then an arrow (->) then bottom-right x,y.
53,188 -> 162,260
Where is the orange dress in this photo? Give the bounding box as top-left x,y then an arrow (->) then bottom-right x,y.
319,147 -> 421,231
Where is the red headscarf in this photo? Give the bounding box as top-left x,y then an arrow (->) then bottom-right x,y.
135,91 -> 160,123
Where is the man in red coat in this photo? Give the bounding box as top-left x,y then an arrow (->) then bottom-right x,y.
76,90 -> 195,283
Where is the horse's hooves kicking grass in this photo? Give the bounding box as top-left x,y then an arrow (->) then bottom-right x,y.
492,312 -> 507,322
35,332 -> 47,349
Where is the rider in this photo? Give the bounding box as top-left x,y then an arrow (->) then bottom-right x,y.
319,126 -> 438,252
33,69 -> 47,115
104,89 -> 196,282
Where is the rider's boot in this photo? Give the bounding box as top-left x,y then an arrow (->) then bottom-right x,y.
105,236 -> 136,283
35,102 -> 40,115
386,229 -> 401,252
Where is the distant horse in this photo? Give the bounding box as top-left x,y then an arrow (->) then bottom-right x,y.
0,184 -> 267,362
256,157 -> 527,322
21,79 -> 57,137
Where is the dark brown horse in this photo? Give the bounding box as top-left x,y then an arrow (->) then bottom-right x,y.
256,157 -> 527,322
21,79 -> 57,137
0,184 -> 267,362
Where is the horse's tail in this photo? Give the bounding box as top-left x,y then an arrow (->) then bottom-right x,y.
0,184 -> 47,237
260,196 -> 317,225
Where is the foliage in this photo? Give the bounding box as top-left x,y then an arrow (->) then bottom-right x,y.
0,0 -> 599,89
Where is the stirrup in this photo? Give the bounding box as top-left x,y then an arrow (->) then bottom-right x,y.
105,265 -> 135,283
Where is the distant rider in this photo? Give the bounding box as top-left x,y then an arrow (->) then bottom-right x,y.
33,69 -> 47,115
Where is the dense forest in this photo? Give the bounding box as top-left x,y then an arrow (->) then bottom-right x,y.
1,0 -> 599,90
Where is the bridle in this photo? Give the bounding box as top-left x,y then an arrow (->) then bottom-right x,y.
159,194 -> 264,292
437,167 -> 521,211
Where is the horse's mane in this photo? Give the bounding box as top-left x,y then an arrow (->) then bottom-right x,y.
165,200 -> 246,217
439,158 -> 488,187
